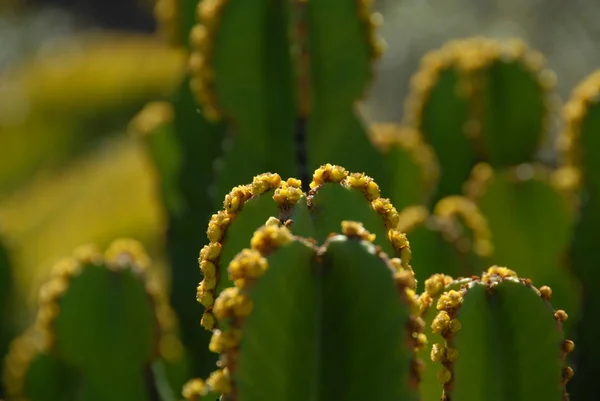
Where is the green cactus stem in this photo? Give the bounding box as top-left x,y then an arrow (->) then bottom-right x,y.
404,37 -> 554,203
556,69 -> 600,401
188,0 -> 297,195
421,267 -> 573,401
302,0 -> 387,184
464,162 -> 581,333
4,240 -> 186,401
196,221 -> 422,401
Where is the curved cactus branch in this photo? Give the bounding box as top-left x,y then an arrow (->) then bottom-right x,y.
418,268 -> 573,401
464,162 -> 581,333
10,240 -> 187,401
404,37 -> 555,203
198,164 -> 415,330
555,69 -> 600,401
198,221 -> 421,401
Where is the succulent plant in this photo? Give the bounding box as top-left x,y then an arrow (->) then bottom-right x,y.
179,166 -> 573,401
3,0 -> 600,400
2,240 -> 187,401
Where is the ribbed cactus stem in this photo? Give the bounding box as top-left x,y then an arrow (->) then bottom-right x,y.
427,267 -> 575,401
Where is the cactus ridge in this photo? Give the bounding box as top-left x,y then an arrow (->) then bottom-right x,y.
423,267 -> 574,401
198,164 -> 417,330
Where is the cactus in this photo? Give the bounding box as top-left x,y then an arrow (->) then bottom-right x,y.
404,37 -> 555,203
556,70 -> 600,401
418,268 -> 573,401
2,240 -> 187,401
5,0 -> 600,399
182,182 -> 572,401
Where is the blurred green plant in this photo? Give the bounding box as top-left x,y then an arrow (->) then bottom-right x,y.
1,0 -> 599,400
0,33 -> 184,196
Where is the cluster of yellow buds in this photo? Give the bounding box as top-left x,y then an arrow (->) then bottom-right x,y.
371,197 -> 400,229
198,173 -> 283,328
273,178 -> 303,207
481,265 -> 518,285
188,0 -> 228,121
342,172 -> 381,202
181,368 -> 233,400
310,164 -> 348,189
388,229 -> 412,270
430,285 -> 466,392
340,221 -> 376,242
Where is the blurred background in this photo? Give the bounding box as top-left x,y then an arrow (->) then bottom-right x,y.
0,0 -> 599,326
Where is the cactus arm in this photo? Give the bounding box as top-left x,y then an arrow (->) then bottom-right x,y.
464,163 -> 581,333
303,0 -> 386,184
25,241 -> 182,400
434,270 -> 571,401
208,222 -> 418,401
404,54 -> 475,204
190,0 -> 297,186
